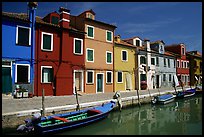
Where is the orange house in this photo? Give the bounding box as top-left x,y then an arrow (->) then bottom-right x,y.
70,9 -> 117,94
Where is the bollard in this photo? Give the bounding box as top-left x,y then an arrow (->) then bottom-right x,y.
41,88 -> 45,117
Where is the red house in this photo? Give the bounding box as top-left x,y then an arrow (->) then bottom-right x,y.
34,7 -> 85,96
165,43 -> 190,86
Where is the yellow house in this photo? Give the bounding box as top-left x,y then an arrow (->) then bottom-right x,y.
114,35 -> 137,92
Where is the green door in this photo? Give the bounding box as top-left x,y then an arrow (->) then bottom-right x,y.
2,67 -> 12,94
97,74 -> 103,93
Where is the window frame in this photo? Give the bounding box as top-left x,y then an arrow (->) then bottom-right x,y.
121,50 -> 128,62
117,71 -> 123,83
15,64 -> 30,83
86,70 -> 94,84
106,51 -> 113,64
151,57 -> 155,65
177,60 -> 180,68
41,32 -> 53,51
87,25 -> 94,39
86,48 -> 94,62
16,25 -> 31,46
73,38 -> 83,55
106,30 -> 113,43
41,66 -> 53,83
106,71 -> 113,84
140,56 -> 146,65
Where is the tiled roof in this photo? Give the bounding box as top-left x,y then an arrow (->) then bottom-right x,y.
85,18 -> 117,28
123,36 -> 142,41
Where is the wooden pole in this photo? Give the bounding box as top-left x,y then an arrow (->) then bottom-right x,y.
42,88 -> 45,117
135,47 -> 141,106
75,87 -> 80,111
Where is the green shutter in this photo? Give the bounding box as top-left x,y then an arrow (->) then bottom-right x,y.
75,40 -> 81,54
107,53 -> 112,63
88,27 -> 93,37
107,31 -> 112,41
43,34 -> 51,50
87,50 -> 93,61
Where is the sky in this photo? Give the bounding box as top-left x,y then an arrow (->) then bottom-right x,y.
2,2 -> 202,54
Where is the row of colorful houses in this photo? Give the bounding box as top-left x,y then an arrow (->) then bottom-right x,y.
2,3 -> 202,96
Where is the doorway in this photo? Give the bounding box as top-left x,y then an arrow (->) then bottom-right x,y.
156,75 -> 160,88
96,73 -> 104,93
73,70 -> 83,94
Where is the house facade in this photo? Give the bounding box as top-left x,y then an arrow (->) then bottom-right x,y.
165,43 -> 190,86
70,9 -> 117,94
114,35 -> 137,92
150,40 -> 177,89
2,2 -> 37,95
34,7 -> 85,96
186,51 -> 202,86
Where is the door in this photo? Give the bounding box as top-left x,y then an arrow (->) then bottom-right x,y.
96,73 -> 104,93
126,73 -> 132,90
156,75 -> 159,88
74,71 -> 83,94
2,67 -> 12,94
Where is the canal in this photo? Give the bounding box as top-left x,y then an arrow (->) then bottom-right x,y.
57,94 -> 202,135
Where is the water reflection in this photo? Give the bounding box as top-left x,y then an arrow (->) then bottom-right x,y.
58,94 -> 202,135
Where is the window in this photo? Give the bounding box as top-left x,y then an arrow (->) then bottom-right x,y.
140,74 -> 146,81
41,66 -> 53,83
87,25 -> 94,38
174,60 -> 176,68
184,61 -> 187,68
182,47 -> 185,55
86,70 -> 94,84
16,26 -> 31,46
163,74 -> 166,82
87,14 -> 93,19
140,56 -> 146,64
106,51 -> 112,64
74,38 -> 83,55
160,45 -> 163,52
117,71 -> 123,83
169,74 -> 172,82
106,71 -> 112,84
136,40 -> 140,46
156,57 -> 159,66
106,30 -> 113,42
177,60 -> 180,68
121,50 -> 128,61
164,58 -> 166,67
168,59 -> 170,68
151,58 -> 155,65
86,48 -> 94,62
15,64 -> 30,83
187,61 -> 189,68
181,61 -> 183,68
51,16 -> 59,25
41,32 -> 53,51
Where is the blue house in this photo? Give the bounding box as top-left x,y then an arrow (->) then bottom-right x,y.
2,2 -> 37,95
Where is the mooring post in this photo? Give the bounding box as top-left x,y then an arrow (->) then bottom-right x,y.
42,88 -> 45,117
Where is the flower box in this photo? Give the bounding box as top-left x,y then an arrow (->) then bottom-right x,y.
16,92 -> 22,98
22,91 -> 29,98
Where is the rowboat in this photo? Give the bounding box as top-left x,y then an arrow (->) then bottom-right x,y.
174,88 -> 196,99
18,100 -> 116,134
151,93 -> 175,105
195,85 -> 202,94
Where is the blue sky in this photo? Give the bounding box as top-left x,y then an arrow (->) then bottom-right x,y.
2,2 -> 202,53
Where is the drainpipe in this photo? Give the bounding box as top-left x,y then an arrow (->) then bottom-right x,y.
28,2 -> 38,95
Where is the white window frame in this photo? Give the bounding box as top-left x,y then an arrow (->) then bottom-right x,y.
186,61 -> 189,68
177,60 -> 180,68
106,30 -> 113,43
87,25 -> 94,39
106,71 -> 113,84
73,38 -> 83,55
117,71 -> 123,83
41,66 -> 53,83
106,51 -> 113,64
41,32 -> 53,51
16,25 -> 31,46
86,48 -> 94,62
182,47 -> 185,55
121,50 -> 128,62
15,64 -> 30,83
86,70 -> 94,84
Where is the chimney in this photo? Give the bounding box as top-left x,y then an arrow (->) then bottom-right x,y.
59,7 -> 70,29
144,39 -> 150,52
114,35 -> 121,43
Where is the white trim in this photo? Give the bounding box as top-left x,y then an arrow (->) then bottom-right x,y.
106,51 -> 113,64
106,30 -> 113,43
117,71 -> 123,83
41,66 -> 53,83
121,50 -> 128,62
59,18 -> 70,23
106,71 -> 113,84
86,48 -> 94,62
96,73 -> 104,93
15,64 -> 30,83
16,25 -> 31,46
41,32 -> 53,51
59,11 -> 70,15
87,25 -> 94,39
86,70 -> 94,84
73,38 -> 83,55
73,70 -> 84,94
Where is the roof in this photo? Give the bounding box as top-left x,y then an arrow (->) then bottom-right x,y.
85,18 -> 117,28
2,11 -> 85,34
123,36 -> 142,41
186,51 -> 202,58
150,40 -> 165,45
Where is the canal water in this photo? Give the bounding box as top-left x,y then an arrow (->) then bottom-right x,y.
57,94 -> 202,135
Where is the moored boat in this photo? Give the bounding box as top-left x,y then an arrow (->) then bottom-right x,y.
174,88 -> 196,99
151,93 -> 175,105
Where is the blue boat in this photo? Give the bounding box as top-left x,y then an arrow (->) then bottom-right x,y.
174,88 -> 196,99
18,101 -> 116,134
151,93 -> 175,105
